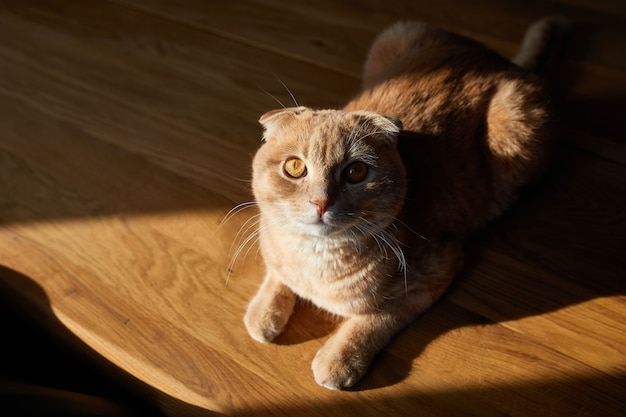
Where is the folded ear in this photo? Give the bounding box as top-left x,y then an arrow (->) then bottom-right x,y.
350,111 -> 403,145
378,114 -> 403,135
258,106 -> 310,141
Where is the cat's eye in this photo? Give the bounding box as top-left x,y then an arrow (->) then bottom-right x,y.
343,161 -> 368,183
283,157 -> 307,178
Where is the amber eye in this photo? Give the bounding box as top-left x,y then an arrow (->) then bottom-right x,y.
343,161 -> 368,183
283,157 -> 307,178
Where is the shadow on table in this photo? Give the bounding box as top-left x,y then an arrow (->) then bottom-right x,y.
0,265 -> 224,417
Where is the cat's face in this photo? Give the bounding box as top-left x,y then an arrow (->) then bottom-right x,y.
252,107 -> 407,238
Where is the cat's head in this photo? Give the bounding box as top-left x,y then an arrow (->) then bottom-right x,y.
252,106 -> 407,238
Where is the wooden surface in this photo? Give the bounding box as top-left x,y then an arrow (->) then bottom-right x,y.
1,0 -> 625,416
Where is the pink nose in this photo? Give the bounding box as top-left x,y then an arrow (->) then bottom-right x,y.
310,198 -> 332,217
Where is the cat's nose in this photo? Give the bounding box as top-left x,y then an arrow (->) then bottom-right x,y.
310,198 -> 333,217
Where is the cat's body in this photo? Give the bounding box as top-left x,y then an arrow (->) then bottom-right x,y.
242,19 -> 568,389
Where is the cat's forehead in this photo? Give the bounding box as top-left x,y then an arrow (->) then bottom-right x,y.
290,111 -> 376,162
294,109 -> 356,137
259,107 -> 400,166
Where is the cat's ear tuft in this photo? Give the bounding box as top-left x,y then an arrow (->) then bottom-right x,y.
259,106 -> 310,141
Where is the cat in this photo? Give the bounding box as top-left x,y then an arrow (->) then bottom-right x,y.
241,18 -> 570,389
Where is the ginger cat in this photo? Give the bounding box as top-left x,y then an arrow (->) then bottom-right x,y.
242,18 -> 569,389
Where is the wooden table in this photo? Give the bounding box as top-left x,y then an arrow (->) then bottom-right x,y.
1,1 -> 624,416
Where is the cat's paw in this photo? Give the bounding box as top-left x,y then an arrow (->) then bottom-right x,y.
244,277 -> 296,343
244,291 -> 296,343
311,339 -> 369,390
244,304 -> 290,343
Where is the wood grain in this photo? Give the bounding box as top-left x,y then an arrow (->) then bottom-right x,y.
0,1 -> 624,416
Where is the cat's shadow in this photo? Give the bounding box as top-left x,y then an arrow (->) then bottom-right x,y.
273,301 -> 340,346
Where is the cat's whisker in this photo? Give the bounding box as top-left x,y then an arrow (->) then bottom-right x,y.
230,214 -> 262,254
227,211 -> 292,277
225,205 -> 290,286
273,73 -> 299,107
354,221 -> 391,263
238,231 -> 261,263
227,209 -> 296,283
349,231 -> 362,255
356,216 -> 408,293
390,216 -> 429,242
380,235 -> 408,293
372,233 -> 390,261
358,209 -> 429,242
227,175 -> 254,185
258,86 -> 287,109
227,229 -> 260,285
223,209 -> 261,276
379,228 -> 408,290
227,218 -> 260,267
349,225 -> 369,256
220,201 -> 258,228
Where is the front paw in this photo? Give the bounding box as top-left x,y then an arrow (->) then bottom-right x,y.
311,338 -> 369,390
244,279 -> 296,343
244,300 -> 291,343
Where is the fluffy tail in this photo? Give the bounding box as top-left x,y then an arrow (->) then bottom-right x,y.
512,17 -> 572,75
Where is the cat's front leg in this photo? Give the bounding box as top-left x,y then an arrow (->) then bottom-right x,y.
244,273 -> 297,342
311,310 -> 405,390
312,242 -> 463,389
311,286 -> 450,389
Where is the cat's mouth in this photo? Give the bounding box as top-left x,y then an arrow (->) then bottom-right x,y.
299,216 -> 354,237
300,219 -> 336,235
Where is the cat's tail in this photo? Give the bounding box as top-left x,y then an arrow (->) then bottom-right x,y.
512,17 -> 572,76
